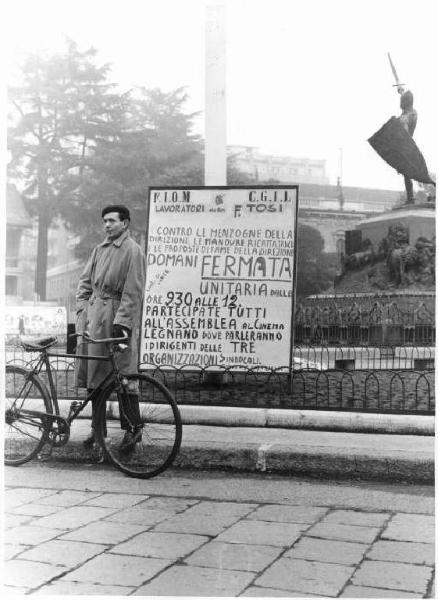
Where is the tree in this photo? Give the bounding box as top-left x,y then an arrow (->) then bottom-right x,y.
8,39 -> 274,293
8,40 -> 123,299
296,224 -> 337,298
60,86 -> 205,260
227,154 -> 257,186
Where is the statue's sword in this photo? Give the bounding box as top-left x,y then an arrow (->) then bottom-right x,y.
387,52 -> 404,87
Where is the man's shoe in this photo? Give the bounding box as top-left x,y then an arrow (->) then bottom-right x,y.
118,428 -> 142,453
83,432 -> 95,450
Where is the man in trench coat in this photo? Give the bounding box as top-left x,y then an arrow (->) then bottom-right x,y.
75,204 -> 146,451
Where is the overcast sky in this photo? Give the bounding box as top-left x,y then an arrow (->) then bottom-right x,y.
5,0 -> 437,190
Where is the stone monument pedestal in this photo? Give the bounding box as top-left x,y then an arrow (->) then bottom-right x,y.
295,202 -> 435,347
338,202 -> 435,293
353,204 -> 435,252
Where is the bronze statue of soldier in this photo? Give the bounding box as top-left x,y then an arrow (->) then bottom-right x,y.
395,84 -> 418,203
368,54 -> 435,204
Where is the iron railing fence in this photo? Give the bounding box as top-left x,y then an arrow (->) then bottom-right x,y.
294,323 -> 435,347
294,296 -> 435,347
146,367 -> 434,415
5,345 -> 435,415
6,343 -> 435,371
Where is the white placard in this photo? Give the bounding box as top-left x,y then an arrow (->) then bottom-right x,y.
140,186 -> 298,370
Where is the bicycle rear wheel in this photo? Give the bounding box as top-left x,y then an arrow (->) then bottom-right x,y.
96,373 -> 182,478
4,365 -> 52,465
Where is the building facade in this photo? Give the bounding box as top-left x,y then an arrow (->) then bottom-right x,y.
45,225 -> 83,322
297,182 -> 401,255
5,185 -> 32,302
228,145 -> 329,185
228,146 -> 402,252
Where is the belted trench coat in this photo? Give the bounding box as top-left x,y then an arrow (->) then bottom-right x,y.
75,230 -> 146,389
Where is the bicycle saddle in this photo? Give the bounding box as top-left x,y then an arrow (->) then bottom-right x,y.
20,336 -> 58,351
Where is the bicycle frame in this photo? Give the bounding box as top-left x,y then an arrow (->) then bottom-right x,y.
16,343 -> 128,433
7,333 -> 182,478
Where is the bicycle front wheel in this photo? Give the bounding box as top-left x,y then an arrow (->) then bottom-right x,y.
5,365 -> 52,466
96,373 -> 182,478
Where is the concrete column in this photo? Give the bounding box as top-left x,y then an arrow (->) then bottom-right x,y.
204,3 -> 227,385
205,2 -> 226,185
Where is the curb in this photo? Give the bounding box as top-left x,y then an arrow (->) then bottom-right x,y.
60,401 -> 435,435
49,435 -> 434,484
171,442 -> 434,483
178,406 -> 435,435
15,403 -> 434,482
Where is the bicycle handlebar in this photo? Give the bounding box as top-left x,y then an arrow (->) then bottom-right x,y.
68,332 -> 128,344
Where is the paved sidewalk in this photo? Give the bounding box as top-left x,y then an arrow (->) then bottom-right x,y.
4,470 -> 435,597
43,419 -> 434,482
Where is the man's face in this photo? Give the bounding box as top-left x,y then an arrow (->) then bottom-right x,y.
103,212 -> 127,239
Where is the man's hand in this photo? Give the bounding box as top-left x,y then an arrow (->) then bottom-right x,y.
112,324 -> 131,340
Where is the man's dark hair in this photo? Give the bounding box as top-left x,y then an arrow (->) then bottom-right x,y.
101,204 -> 131,221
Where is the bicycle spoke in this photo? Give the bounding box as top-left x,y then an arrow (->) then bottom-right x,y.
8,421 -> 44,441
4,366 -> 51,466
97,374 -> 182,478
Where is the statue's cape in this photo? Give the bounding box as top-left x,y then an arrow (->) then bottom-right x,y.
368,116 -> 434,184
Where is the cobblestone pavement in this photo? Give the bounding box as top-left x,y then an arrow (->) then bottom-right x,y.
4,468 -> 435,597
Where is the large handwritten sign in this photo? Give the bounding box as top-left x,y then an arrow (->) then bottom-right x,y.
140,186 -> 298,370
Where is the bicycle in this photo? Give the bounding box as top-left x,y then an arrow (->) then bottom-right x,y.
4,332 -> 182,478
